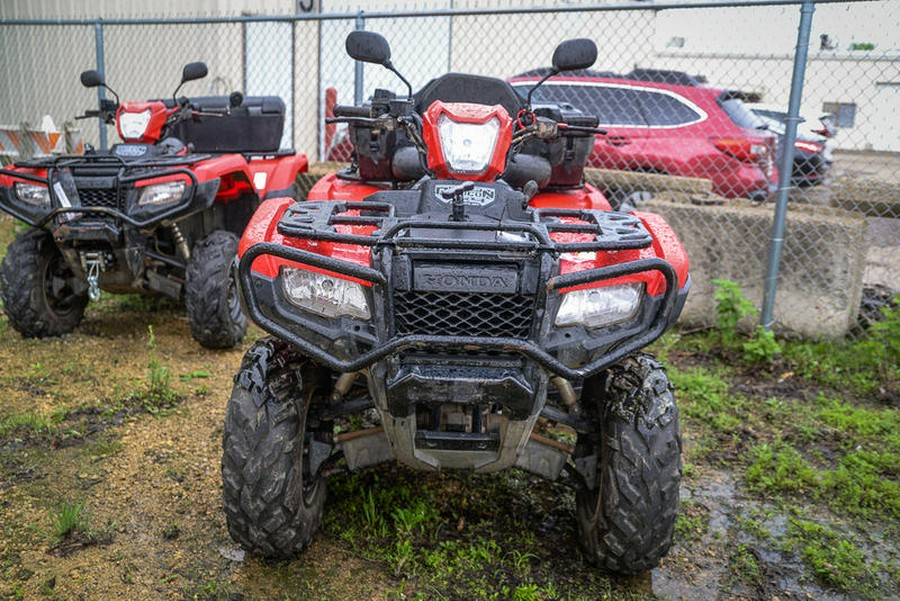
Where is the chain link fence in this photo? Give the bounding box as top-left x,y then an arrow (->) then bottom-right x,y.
0,0 -> 897,337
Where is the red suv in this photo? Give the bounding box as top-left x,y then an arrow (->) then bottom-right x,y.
508,73 -> 778,200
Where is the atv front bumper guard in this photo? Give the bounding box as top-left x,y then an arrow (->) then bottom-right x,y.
238,204 -> 689,381
0,156 -> 218,230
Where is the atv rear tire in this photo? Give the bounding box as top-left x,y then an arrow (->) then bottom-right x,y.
576,353 -> 681,575
185,230 -> 246,349
0,230 -> 87,338
222,337 -> 326,559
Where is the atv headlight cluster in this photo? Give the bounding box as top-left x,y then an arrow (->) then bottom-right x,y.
118,109 -> 152,140
137,181 -> 185,206
555,283 -> 644,329
281,267 -> 371,320
14,182 -> 51,207
437,113 -> 500,175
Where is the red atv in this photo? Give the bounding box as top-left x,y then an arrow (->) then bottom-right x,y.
0,62 -> 307,348
223,33 -> 690,574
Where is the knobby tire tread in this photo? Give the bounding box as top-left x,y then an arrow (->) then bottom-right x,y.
576,353 -> 682,575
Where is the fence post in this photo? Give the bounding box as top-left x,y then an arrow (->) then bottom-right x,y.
760,0 -> 815,330
353,11 -> 365,106
93,19 -> 108,151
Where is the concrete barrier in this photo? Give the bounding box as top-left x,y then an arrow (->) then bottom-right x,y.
645,193 -> 868,339
830,177 -> 900,218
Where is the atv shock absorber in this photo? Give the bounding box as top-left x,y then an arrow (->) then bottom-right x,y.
168,224 -> 191,261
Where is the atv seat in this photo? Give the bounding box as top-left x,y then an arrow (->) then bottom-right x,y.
161,95 -> 286,154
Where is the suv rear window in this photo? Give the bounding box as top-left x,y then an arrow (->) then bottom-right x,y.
518,82 -> 704,128
719,95 -> 767,130
528,84 -> 647,126
637,90 -> 703,126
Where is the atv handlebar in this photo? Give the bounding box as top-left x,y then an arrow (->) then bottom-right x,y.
333,104 -> 373,118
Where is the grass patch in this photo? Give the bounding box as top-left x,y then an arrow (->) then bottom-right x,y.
745,441 -> 820,497
728,543 -> 765,590
669,365 -> 740,432
674,500 -> 709,544
0,409 -> 66,439
787,519 -> 880,598
323,466 -> 649,600
783,304 -> 899,396
745,436 -> 900,521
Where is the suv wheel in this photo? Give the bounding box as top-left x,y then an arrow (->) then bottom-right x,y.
0,230 -> 88,338
222,337 -> 327,559
576,353 -> 681,574
185,230 -> 247,349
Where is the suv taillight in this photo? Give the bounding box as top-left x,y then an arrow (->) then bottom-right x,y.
794,140 -> 824,154
711,137 -> 767,163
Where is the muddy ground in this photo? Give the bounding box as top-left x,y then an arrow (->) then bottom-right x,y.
0,216 -> 897,600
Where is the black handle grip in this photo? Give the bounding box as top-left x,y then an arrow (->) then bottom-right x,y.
564,115 -> 600,128
333,105 -> 372,118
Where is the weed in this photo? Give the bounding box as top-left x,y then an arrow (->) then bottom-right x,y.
728,544 -> 765,589
742,325 -> 782,364
143,325 -> 177,412
191,579 -> 235,601
511,583 -> 540,601
49,501 -> 90,542
674,501 -> 709,543
179,369 -> 211,382
712,278 -> 757,348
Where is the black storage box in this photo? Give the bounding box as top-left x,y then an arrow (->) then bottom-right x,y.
164,96 -> 286,154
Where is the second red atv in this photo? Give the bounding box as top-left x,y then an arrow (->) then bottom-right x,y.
224,33 -> 690,575
0,62 -> 307,348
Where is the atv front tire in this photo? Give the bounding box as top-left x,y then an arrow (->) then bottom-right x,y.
185,230 -> 247,349
576,353 -> 681,574
222,338 -> 326,559
0,230 -> 88,338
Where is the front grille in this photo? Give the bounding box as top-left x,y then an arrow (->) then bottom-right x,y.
394,291 -> 534,339
77,188 -> 120,209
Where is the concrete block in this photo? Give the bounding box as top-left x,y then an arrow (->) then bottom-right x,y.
583,168 -> 713,195
643,196 -> 868,339
830,177 -> 900,218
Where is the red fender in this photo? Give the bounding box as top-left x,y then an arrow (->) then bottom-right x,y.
247,153 -> 309,197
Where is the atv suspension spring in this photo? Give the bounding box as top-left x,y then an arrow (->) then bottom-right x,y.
169,224 -> 190,261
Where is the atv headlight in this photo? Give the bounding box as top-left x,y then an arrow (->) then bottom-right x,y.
555,283 -> 644,329
281,267 -> 371,320
437,113 -> 500,175
14,182 -> 51,207
118,109 -> 152,140
137,181 -> 185,206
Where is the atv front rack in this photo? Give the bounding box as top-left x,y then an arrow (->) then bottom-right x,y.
0,153 -> 216,229
239,201 -> 688,381
276,200 -> 655,254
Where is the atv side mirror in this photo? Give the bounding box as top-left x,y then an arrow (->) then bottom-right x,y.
181,62 -> 209,84
80,70 -> 105,88
346,31 -> 392,66
523,38 -> 598,115
551,38 -> 598,73
345,31 -> 413,99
